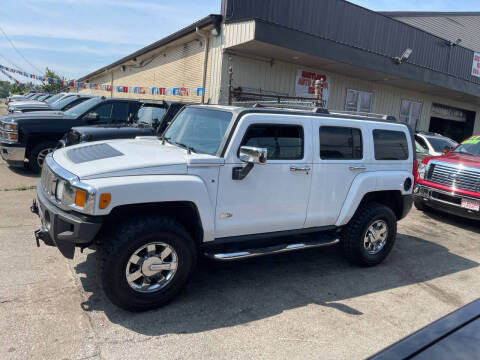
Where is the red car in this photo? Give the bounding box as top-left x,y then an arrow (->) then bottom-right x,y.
414,134 -> 480,220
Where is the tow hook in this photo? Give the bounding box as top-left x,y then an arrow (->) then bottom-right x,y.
31,199 -> 39,216
34,229 -> 43,247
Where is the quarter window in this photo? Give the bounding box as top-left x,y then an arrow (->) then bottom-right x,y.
241,124 -> 304,160
320,126 -> 362,159
345,89 -> 373,113
373,129 -> 409,160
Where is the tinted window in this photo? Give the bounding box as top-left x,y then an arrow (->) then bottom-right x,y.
241,125 -> 303,160
111,102 -> 129,122
425,136 -> 457,153
415,135 -> 428,150
137,105 -> 166,125
320,126 -> 362,159
92,103 -> 113,123
373,130 -> 409,160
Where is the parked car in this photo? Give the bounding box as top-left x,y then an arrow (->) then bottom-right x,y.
415,140 -> 429,162
415,132 -> 458,156
369,298 -> 480,359
7,93 -> 79,113
0,96 -> 142,172
415,133 -> 480,220
59,101 -> 188,147
31,105 -> 415,311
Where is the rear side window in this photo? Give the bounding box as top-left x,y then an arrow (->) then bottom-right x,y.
373,129 -> 409,160
241,124 -> 304,160
320,126 -> 363,159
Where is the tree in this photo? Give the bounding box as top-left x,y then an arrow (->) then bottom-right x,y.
9,83 -> 27,95
41,67 -> 63,93
0,81 -> 10,98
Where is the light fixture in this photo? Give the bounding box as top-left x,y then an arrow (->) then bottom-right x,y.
211,28 -> 219,36
394,48 -> 413,64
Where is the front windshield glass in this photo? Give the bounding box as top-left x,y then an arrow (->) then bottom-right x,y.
426,136 -> 457,153
44,93 -> 64,104
137,105 -> 166,125
64,97 -> 100,117
37,94 -> 49,101
453,135 -> 480,157
163,107 -> 232,155
52,95 -> 76,110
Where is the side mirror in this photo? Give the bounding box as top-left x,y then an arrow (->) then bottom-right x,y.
84,112 -> 99,123
239,146 -> 268,164
233,146 -> 268,180
443,146 -> 451,154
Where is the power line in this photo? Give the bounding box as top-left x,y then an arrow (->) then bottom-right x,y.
0,51 -> 26,72
0,24 -> 44,74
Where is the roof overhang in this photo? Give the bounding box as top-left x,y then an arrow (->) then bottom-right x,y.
78,14 -> 222,82
225,20 -> 480,106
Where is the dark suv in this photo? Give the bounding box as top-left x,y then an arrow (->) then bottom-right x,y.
59,102 -> 188,147
0,96 -> 143,172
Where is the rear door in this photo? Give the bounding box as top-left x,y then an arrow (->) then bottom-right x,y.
305,119 -> 366,227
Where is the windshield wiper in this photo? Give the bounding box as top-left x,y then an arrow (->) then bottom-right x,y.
173,141 -> 196,154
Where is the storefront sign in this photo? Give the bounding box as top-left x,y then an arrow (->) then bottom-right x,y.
295,69 -> 329,107
472,53 -> 480,78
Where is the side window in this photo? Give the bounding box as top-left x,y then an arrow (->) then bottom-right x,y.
320,126 -> 362,159
415,135 -> 428,150
241,124 -> 304,160
111,102 -> 129,122
373,129 -> 409,160
128,102 -> 142,120
63,98 -> 86,111
90,103 -> 113,123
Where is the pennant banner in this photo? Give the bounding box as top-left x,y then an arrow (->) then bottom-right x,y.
0,63 -> 206,97
0,68 -> 20,84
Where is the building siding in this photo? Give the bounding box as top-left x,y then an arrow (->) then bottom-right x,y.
224,52 -> 480,132
391,15 -> 480,53
80,37 -> 212,103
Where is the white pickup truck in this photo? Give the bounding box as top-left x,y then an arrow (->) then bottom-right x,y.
32,105 -> 415,311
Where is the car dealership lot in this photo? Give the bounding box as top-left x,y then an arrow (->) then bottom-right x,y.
0,155 -> 479,360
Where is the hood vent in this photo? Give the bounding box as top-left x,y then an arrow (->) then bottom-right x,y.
67,143 -> 124,164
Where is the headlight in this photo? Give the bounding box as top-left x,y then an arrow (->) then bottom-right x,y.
4,123 -> 17,131
55,179 -> 66,201
418,162 -> 427,180
54,179 -> 96,213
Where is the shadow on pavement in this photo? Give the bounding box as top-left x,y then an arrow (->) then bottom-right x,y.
420,208 -> 480,234
75,233 -> 478,336
6,165 -> 40,179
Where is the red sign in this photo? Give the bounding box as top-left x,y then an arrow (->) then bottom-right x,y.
472,53 -> 480,78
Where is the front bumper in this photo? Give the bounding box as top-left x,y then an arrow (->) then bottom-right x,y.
414,184 -> 480,220
0,144 -> 25,165
32,184 -> 102,259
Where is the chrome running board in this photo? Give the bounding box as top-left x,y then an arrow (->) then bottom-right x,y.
205,238 -> 340,261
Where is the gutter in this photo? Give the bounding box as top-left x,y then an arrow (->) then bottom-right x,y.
195,27 -> 211,104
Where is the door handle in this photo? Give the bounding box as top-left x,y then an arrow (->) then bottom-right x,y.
349,165 -> 366,171
290,166 -> 311,172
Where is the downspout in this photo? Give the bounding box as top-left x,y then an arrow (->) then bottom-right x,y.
110,71 -> 114,98
196,27 -> 210,104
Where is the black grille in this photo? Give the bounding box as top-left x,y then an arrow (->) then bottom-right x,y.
67,143 -> 124,164
428,164 -> 480,193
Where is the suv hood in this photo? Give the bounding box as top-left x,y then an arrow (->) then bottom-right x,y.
428,152 -> 480,170
1,111 -> 68,123
52,138 -> 224,179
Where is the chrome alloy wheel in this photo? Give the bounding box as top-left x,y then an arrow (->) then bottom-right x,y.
37,148 -> 54,168
363,220 -> 388,255
125,242 -> 178,293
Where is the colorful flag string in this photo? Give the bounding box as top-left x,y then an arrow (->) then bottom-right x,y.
0,64 -> 205,97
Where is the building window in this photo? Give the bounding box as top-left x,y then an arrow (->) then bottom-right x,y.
400,100 -> 422,129
345,89 -> 373,113
320,126 -> 363,160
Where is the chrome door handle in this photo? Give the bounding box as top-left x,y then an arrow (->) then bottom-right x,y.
349,166 -> 366,171
290,166 -> 311,172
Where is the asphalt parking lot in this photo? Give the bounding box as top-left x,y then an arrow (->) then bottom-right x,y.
0,105 -> 479,360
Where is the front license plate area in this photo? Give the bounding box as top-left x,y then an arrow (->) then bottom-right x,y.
461,199 -> 480,212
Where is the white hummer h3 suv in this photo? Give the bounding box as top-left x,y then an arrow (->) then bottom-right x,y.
32,105 -> 414,311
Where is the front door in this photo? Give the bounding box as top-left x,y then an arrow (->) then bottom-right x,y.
214,115 -> 313,239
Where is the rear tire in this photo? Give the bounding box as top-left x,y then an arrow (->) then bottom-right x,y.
27,141 -> 57,173
96,216 -> 197,312
341,202 -> 397,267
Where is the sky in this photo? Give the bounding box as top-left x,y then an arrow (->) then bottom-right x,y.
0,0 -> 479,83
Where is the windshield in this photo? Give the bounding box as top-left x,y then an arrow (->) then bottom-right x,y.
51,95 -> 77,110
453,135 -> 480,157
163,107 -> 232,155
37,94 -> 50,101
137,105 -> 166,125
44,93 -> 64,104
415,141 -> 427,154
64,97 -> 100,117
426,136 -> 457,153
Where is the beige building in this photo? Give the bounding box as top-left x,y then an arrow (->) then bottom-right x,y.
79,2 -> 480,142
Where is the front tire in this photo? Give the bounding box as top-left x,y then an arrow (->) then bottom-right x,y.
27,141 -> 57,173
341,202 -> 397,267
97,216 -> 197,312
